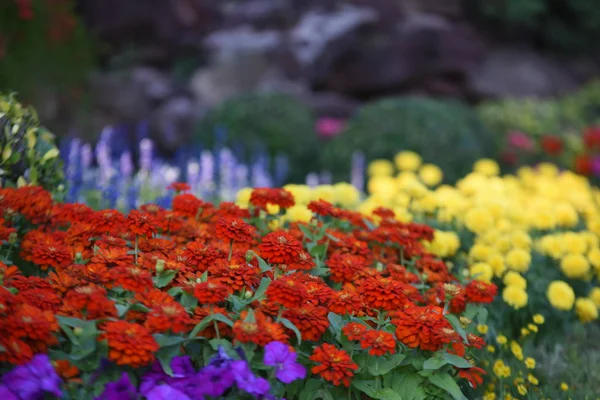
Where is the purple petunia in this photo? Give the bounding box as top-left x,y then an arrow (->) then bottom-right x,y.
0,386 -> 18,400
145,384 -> 192,400
96,373 -> 137,400
263,341 -> 306,384
140,356 -> 195,395
231,360 -> 271,398
1,354 -> 62,400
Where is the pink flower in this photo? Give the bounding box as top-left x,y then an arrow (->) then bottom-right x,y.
316,118 -> 345,139
507,131 -> 534,151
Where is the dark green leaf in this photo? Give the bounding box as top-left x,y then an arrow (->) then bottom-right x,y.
298,224 -> 314,241
368,353 -> 407,376
280,318 -> 302,344
352,380 -> 377,397
443,353 -> 473,369
298,379 -> 323,400
154,270 -> 178,288
252,277 -> 271,300
212,313 -> 234,327
428,373 -> 468,400
423,356 -> 447,370
180,292 -> 198,309
445,314 -> 468,342
391,369 -> 427,400
188,316 -> 213,338
372,389 -> 404,400
209,339 -> 233,351
153,334 -> 188,347
312,389 -> 334,400
167,287 -> 184,297
327,312 -> 343,336
156,344 -> 182,376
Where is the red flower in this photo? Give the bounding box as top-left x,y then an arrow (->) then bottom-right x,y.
575,154 -> 594,176
309,344 -> 358,387
327,290 -> 364,315
458,366 -> 486,388
265,277 -> 308,309
113,265 -> 153,293
259,231 -> 303,264
145,302 -> 192,334
100,320 -> 158,367
540,135 -> 564,156
464,281 -> 497,304
283,305 -> 329,341
584,127 -> 600,150
172,193 -> 204,218
358,276 -> 410,311
194,281 -> 230,305
232,310 -> 288,346
250,188 -> 295,210
167,182 -> 191,193
342,322 -> 368,340
215,218 -> 256,244
126,210 -> 158,237
359,330 -> 397,356
392,305 -> 452,352
210,261 -> 260,292
326,253 -> 368,284
30,239 -> 72,271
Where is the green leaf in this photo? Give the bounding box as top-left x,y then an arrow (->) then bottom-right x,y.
423,355 -> 447,370
280,317 -> 302,344
298,224 -> 314,241
327,312 -> 343,336
312,390 -> 334,400
372,389 -> 404,400
251,251 -> 271,273
156,344 -> 182,376
209,339 -> 233,351
154,270 -> 178,288
153,334 -> 188,347
180,292 -> 198,309
392,369 -> 427,400
445,314 -> 468,342
167,287 -> 183,297
58,322 -> 80,346
352,380 -> 377,397
188,316 -> 213,338
428,373 -> 468,400
477,307 -> 488,324
298,379 -> 324,400
212,313 -> 234,327
325,232 -> 340,242
367,353 -> 407,376
309,244 -> 327,258
443,353 -> 473,369
252,277 -> 271,300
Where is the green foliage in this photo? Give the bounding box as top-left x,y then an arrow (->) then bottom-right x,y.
196,93 -> 318,183
478,80 -> 600,137
467,0 -> 600,53
322,97 -> 497,183
0,0 -> 94,99
0,93 -> 65,193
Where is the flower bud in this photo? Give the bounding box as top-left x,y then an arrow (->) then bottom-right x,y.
443,283 -> 461,297
8,232 -> 17,245
155,259 -> 165,273
73,327 -> 83,336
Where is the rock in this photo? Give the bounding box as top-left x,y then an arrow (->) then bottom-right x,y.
469,48 -> 579,98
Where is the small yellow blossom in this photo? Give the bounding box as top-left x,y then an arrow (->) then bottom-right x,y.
547,281 -> 575,311
561,382 -> 569,391
527,374 -> 539,385
477,324 -> 489,334
533,314 -> 545,324
497,335 -> 507,345
524,357 -> 536,369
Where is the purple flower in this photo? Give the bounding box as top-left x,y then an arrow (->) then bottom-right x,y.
145,385 -> 192,400
2,354 -> 62,400
196,365 -> 234,397
140,356 -> 194,395
231,360 -> 270,398
0,386 -> 18,400
96,373 -> 137,400
209,346 -> 233,368
263,341 -> 306,384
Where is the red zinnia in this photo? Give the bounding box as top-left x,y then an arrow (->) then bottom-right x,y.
358,276 -> 410,311
342,322 -> 368,340
113,265 -> 153,293
145,302 -> 192,334
327,290 -> 364,315
283,305 -> 329,341
126,210 -> 158,237
100,320 -> 158,367
458,366 -> 485,388
309,344 -> 358,387
194,281 -> 230,305
574,154 -> 594,176
215,218 -> 256,243
359,330 -> 397,356
392,305 -> 452,352
464,281 -> 497,304
540,135 -> 563,156
265,277 -> 308,309
250,188 -> 295,209
172,193 -> 204,218
259,231 -> 303,264
167,182 -> 191,193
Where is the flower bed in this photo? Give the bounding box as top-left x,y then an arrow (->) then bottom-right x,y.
0,185 -> 495,399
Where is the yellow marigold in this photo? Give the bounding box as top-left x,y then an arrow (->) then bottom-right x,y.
560,382 -> 569,391
470,243 -> 491,261
493,360 -> 511,378
575,298 -> 598,323
505,248 -> 531,273
470,262 -> 493,283
284,205 -> 313,223
589,287 -> 600,307
503,271 -> 527,290
332,183 -> 360,208
521,328 -> 529,336
547,281 -> 575,311
236,187 -> 252,207
283,184 -> 312,205
483,393 -> 496,400
266,203 -> 281,215
511,231 -> 532,249
368,159 -> 394,176
477,324 -> 489,334
474,158 -> 500,176
394,151 -> 422,172
268,218 -> 281,231
502,286 -> 528,309
464,207 -> 494,233
367,176 -> 396,199
555,203 -> 578,227
488,253 -> 507,277
524,357 -> 536,369
527,374 -> 539,385
313,185 -> 335,203
418,163 -> 443,186
563,232 -> 587,254
588,248 -> 600,270
533,314 -> 545,324
560,253 -> 590,279
426,230 -> 460,258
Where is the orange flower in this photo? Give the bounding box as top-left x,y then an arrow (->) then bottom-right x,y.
113,265 -> 153,293
309,344 -> 358,387
258,231 -> 303,264
458,366 -> 485,388
358,276 -> 410,311
392,305 -> 451,352
100,320 -> 158,367
304,280 -> 332,305
342,322 -> 368,340
359,330 -> 396,356
126,210 -> 158,237
265,277 -> 308,309
283,305 -> 329,341
194,281 -> 230,305
167,182 -> 191,193
92,209 -> 126,233
15,288 -> 62,312
327,290 -> 364,315
287,250 -> 316,271
215,218 -> 256,244
0,262 -> 22,286
53,360 -> 80,381
145,302 -> 192,334
182,242 -> 223,270
60,285 -> 117,320
90,247 -> 133,268
326,253 -> 368,284
250,188 -> 295,209
232,309 -> 288,346
211,261 -> 260,292
30,239 -> 72,271
172,193 -> 204,218
0,336 -> 33,364
465,281 -> 497,304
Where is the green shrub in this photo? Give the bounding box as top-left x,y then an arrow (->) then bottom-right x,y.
466,0 -> 600,53
322,97 -> 497,183
0,93 -> 64,194
196,93 -> 318,183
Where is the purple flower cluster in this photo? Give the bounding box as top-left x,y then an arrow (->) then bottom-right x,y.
96,342 -> 305,400
0,354 -> 62,400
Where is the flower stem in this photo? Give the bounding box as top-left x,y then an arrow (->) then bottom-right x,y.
211,305 -> 221,339
276,306 -> 284,323
134,235 -> 139,265
228,239 -> 233,262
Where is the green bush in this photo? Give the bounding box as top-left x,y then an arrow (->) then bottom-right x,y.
0,93 -> 65,194
466,0 -> 600,53
196,93 -> 318,183
478,80 -> 600,138
322,97 -> 497,183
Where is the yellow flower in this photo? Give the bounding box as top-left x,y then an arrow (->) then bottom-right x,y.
470,262 -> 494,283
426,230 -> 460,257
533,314 -> 545,324
521,328 -> 530,336
283,184 -> 312,205
284,205 -> 313,223
266,203 -> 280,215
547,281 -> 575,311
236,187 -> 252,207
588,247 -> 600,270
313,185 -> 335,203
505,248 -> 531,273
502,286 -> 528,309
464,207 -> 494,233
368,159 -> 394,176
575,298 -> 599,323
503,271 -> 527,290
563,232 -> 587,254
487,345 -> 496,353
367,176 -> 396,198
524,357 -> 536,369
517,384 -> 527,395
394,151 -> 422,172
488,252 -> 507,277
511,231 -> 532,249
493,360 -> 511,378
418,163 -> 443,186
561,382 -> 569,391
510,341 -> 524,361
527,323 -> 538,333
483,393 -> 496,400
560,253 -> 590,279
477,324 -> 489,334
497,335 -> 508,345
332,183 -> 361,208
474,158 -> 500,176
469,243 -> 491,261
268,218 -> 281,231
527,374 -> 539,385
589,287 -> 600,307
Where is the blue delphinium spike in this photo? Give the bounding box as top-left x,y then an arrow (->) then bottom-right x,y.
319,171 -> 332,185
351,151 -> 366,192
274,153 -> 289,185
306,173 -> 319,187
139,138 -> 154,173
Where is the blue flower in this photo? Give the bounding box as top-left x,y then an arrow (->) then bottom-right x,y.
145,385 -> 192,400
230,360 -> 270,398
195,365 -> 234,397
96,373 -> 137,400
1,354 -> 62,400
263,341 -> 306,384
